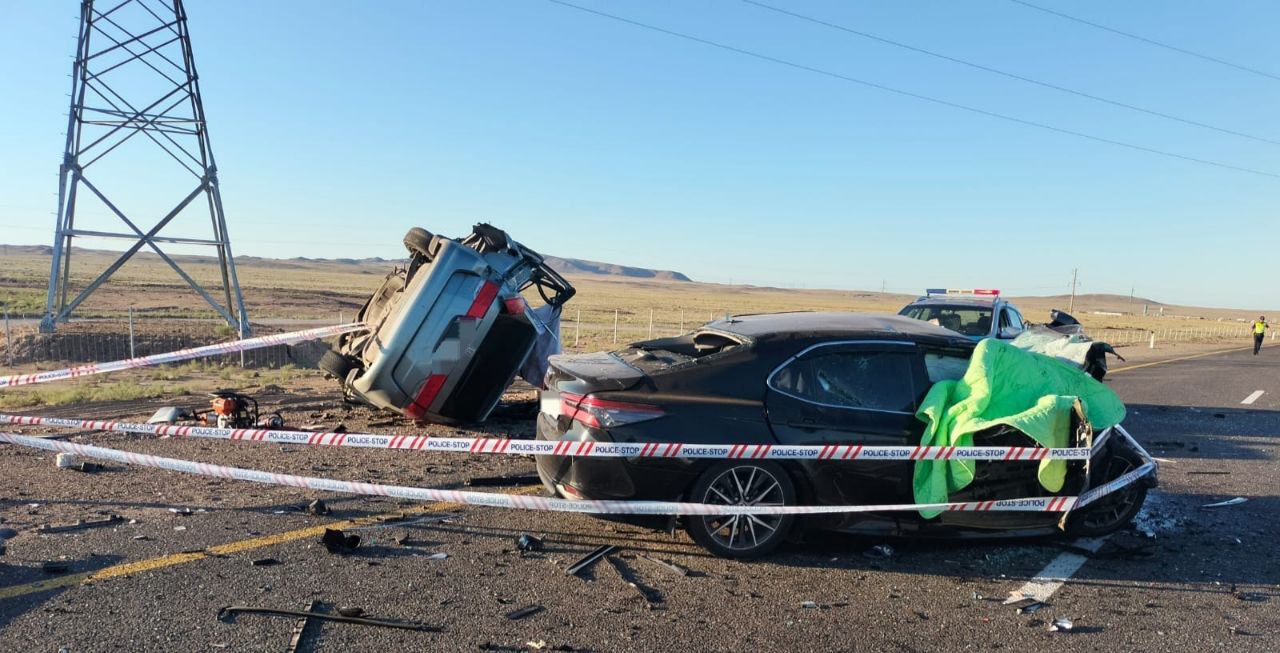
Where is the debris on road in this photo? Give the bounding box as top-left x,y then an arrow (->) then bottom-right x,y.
637,555 -> 689,577
800,601 -> 820,609
862,544 -> 895,559
466,474 -> 540,487
286,599 -> 320,653
515,533 -> 544,552
606,555 -> 662,608
1016,601 -> 1048,615
425,552 -> 448,560
1049,617 -> 1074,632
218,605 -> 440,632
37,514 -> 123,534
307,499 -> 331,516
566,545 -> 617,577
320,528 -> 361,554
1202,497 -> 1248,508
250,557 -> 280,567
54,452 -> 78,469
42,561 -> 70,574
337,607 -> 365,617
169,507 -> 195,517
504,604 -> 544,621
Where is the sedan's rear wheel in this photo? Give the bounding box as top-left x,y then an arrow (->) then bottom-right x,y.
685,461 -> 795,558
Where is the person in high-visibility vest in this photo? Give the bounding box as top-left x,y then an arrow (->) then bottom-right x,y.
1253,316 -> 1268,355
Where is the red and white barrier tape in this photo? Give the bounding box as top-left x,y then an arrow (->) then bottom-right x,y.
0,323 -> 367,389
0,414 -> 1094,461
0,431 -> 1086,516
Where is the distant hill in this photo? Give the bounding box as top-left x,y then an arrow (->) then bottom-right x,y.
543,256 -> 691,282
0,244 -> 692,283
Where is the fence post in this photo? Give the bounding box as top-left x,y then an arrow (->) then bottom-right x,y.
574,309 -> 580,347
1149,332 -> 1155,349
3,307 -> 11,367
679,309 -> 684,333
128,307 -> 136,358
613,309 -> 619,344
648,308 -> 654,339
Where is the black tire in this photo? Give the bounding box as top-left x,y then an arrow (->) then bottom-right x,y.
685,461 -> 796,558
403,227 -> 435,259
318,348 -> 357,380
1066,446 -> 1148,537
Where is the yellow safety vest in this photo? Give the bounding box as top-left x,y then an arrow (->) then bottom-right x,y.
1255,321 -> 1267,334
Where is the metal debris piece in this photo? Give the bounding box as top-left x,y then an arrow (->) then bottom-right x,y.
320,528 -> 361,554
566,545 -> 618,576
800,601 -> 820,609
466,474 -> 540,487
37,515 -> 123,534
862,544 -> 894,559
250,558 -> 280,567
426,552 -> 448,560
1049,617 -> 1073,632
173,526 -> 187,531
1015,601 -> 1048,615
218,605 -> 439,632
504,604 -> 544,621
337,607 -> 365,617
516,533 -> 544,552
1202,497 -> 1248,508
638,555 -> 689,577
169,508 -> 194,517
286,599 -> 320,653
77,462 -> 103,473
307,499 -> 331,516
55,453 -> 79,469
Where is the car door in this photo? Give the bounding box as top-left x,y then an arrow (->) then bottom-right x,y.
765,342 -> 930,505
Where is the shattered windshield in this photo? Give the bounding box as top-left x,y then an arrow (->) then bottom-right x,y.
900,305 -> 992,337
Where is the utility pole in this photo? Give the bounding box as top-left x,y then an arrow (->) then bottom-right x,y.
40,0 -> 249,336
1068,268 -> 1078,313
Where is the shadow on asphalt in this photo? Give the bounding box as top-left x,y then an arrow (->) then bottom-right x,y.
1126,404 -> 1280,461
0,552 -> 126,631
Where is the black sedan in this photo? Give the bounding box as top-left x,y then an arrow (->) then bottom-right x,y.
535,312 -> 1152,557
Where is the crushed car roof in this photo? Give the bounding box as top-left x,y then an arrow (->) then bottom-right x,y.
706,311 -> 972,344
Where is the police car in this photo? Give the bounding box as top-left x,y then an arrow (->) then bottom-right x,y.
898,288 -> 1026,341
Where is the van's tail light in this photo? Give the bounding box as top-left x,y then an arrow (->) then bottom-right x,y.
559,392 -> 664,429
405,374 -> 448,419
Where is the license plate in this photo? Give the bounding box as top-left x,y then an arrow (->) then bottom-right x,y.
539,391 -> 561,417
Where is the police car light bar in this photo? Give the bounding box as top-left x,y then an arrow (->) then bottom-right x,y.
925,288 -> 1000,297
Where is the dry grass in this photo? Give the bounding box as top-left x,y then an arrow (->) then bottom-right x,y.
1,246 -> 1269,353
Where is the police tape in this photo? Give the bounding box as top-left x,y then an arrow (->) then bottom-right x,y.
0,431 -> 1114,516
0,322 -> 368,389
0,413 -> 1096,462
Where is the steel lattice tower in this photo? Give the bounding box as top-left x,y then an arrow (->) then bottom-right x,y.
41,0 -> 249,335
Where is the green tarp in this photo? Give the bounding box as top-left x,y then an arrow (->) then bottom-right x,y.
913,338 -> 1126,517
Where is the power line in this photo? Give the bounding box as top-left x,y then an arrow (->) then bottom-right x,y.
743,0 -> 1280,147
1008,0 -> 1280,82
544,0 -> 1280,180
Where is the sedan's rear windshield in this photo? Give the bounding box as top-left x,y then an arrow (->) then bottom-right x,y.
900,305 -> 992,337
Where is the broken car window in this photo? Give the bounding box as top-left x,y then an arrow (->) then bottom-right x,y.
771,351 -> 917,412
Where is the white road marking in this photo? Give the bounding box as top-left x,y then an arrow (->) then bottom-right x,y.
1242,390 -> 1265,405
1004,537 -> 1106,603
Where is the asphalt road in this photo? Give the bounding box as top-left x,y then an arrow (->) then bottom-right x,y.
1,347 -> 1278,651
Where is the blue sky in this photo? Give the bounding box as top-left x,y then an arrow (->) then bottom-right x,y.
1,1 -> 1277,308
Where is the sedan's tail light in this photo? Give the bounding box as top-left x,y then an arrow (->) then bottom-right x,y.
405,374 -> 448,420
559,392 -> 664,429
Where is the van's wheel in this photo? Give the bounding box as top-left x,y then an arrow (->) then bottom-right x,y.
318,349 -> 358,380
403,227 -> 435,260
1066,446 -> 1148,537
685,461 -> 795,558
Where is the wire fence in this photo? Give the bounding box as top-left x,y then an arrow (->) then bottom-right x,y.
0,309 -> 1269,371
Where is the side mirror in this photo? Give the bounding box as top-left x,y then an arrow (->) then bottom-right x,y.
999,327 -> 1020,339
